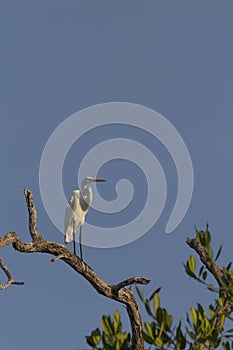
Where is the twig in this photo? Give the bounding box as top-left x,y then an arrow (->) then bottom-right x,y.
0,256 -> 24,290
113,277 -> 150,294
49,254 -> 66,263
23,188 -> 40,241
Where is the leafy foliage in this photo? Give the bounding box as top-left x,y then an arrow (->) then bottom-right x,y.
85,310 -> 131,349
86,227 -> 233,349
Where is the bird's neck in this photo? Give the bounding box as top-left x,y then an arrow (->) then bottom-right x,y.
80,186 -> 92,212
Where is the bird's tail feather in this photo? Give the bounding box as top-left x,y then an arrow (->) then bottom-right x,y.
64,226 -> 73,244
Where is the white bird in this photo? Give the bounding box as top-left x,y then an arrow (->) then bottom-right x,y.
64,176 -> 106,260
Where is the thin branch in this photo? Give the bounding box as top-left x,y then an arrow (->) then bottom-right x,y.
23,188 -> 40,241
49,254 -> 66,263
186,237 -> 225,286
113,277 -> 150,294
0,256 -> 24,290
0,189 -> 149,349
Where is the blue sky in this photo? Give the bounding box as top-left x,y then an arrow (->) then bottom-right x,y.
1,1 -> 233,349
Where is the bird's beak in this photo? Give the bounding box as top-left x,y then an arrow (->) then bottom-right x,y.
94,178 -> 107,182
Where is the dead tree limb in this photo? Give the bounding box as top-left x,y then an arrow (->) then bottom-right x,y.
113,277 -> 150,294
23,188 -> 40,241
0,189 -> 149,349
0,255 -> 24,290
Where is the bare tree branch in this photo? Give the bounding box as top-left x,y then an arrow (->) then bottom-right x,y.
0,256 -> 24,290
23,188 -> 40,241
0,189 -> 148,349
49,254 -> 66,263
113,277 -> 150,294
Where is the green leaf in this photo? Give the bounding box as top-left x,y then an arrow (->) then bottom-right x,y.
209,305 -> 215,319
216,314 -> 226,332
92,328 -> 101,346
184,262 -> 196,278
156,307 -> 164,326
153,293 -> 160,314
198,265 -> 204,277
205,230 -> 211,246
202,270 -> 207,281
103,333 -> 115,347
149,287 -> 162,301
215,244 -> 223,261
186,329 -> 196,340
85,335 -> 96,347
113,310 -> 121,333
188,255 -> 196,273
145,299 -> 153,317
155,337 -> 163,347
206,245 -> 213,260
200,314 -> 210,333
223,341 -> 231,350
175,321 -> 187,349
190,307 -> 197,328
135,286 -> 146,303
85,328 -> 101,347
102,315 -> 114,336
143,331 -> 154,344
197,230 -> 206,246
144,321 -> 154,340
158,321 -> 165,338
162,308 -> 169,326
167,314 -> 173,329
197,303 -> 204,316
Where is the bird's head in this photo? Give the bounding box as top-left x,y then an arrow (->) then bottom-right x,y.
81,177 -> 106,187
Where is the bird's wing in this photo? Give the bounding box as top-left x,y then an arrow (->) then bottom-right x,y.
64,191 -> 80,244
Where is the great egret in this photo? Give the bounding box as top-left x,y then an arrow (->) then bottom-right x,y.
64,176 -> 106,260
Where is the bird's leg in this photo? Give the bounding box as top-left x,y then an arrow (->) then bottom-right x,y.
73,237 -> 76,256
72,221 -> 76,256
79,225 -> 83,261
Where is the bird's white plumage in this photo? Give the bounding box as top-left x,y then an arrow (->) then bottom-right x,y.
64,177 -> 106,259
64,190 -> 88,244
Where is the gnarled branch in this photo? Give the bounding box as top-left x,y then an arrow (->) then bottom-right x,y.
23,188 -> 40,241
0,189 -> 149,349
0,255 -> 24,290
113,277 -> 150,294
